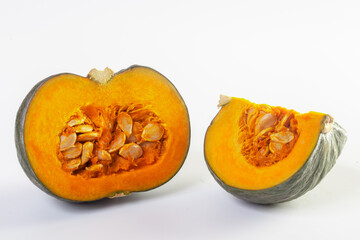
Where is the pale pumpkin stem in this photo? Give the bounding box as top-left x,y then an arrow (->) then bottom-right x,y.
218,94 -> 231,108
87,67 -> 114,84
108,191 -> 131,199
322,115 -> 334,133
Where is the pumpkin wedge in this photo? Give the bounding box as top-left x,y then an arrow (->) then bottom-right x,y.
204,95 -> 347,204
15,65 -> 190,202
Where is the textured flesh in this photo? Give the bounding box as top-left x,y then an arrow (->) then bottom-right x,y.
204,97 -> 326,190
23,67 -> 190,201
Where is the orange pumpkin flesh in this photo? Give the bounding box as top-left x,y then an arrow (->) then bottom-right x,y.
205,97 -> 327,190
23,66 -> 190,201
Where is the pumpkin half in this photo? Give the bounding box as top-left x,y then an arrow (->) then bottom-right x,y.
204,95 -> 347,204
15,65 -> 190,202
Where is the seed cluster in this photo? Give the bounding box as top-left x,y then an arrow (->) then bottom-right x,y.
239,105 -> 299,167
58,104 -> 166,178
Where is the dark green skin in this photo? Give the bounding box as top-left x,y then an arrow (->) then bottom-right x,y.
205,122 -> 347,204
15,65 -> 190,202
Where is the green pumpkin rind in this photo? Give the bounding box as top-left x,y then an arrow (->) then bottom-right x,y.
205,121 -> 347,204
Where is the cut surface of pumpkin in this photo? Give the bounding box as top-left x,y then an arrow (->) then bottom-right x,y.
15,66 -> 190,202
204,96 -> 347,204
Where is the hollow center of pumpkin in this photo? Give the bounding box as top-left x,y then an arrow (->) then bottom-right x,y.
238,105 -> 299,167
57,104 -> 167,178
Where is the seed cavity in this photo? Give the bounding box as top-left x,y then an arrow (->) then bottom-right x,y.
57,104 -> 167,178
239,105 -> 299,167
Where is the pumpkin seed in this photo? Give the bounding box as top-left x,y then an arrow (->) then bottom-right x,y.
74,124 -> 93,133
117,112 -> 133,137
255,127 -> 274,140
81,142 -> 93,165
142,123 -> 164,142
270,131 -> 294,144
59,132 -> 77,151
98,150 -> 112,161
68,117 -> 85,127
86,163 -> 103,172
127,122 -> 143,143
259,145 -> 269,156
140,141 -> 158,150
255,113 -> 277,134
277,110 -> 294,129
119,143 -> 143,160
269,141 -> 283,153
108,131 -> 126,153
246,107 -> 257,125
62,142 -> 82,159
77,132 -> 101,142
62,158 -> 81,171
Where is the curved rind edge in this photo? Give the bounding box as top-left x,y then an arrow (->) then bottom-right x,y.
206,122 -> 347,204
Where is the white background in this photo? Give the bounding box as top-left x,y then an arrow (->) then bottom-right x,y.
1,0 -> 360,239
